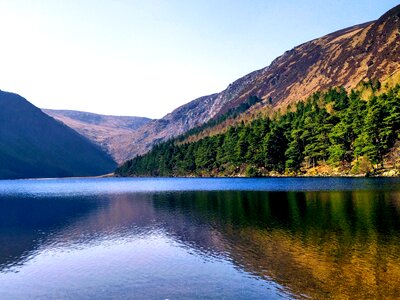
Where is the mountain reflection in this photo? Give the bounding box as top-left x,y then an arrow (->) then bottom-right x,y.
151,191 -> 400,298
1,190 -> 400,298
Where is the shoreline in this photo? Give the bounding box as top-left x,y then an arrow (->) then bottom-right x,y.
114,173 -> 400,179
2,172 -> 399,181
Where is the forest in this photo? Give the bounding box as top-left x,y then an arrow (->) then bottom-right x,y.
116,84 -> 400,177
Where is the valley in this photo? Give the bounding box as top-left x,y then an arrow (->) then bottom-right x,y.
1,5 -> 399,178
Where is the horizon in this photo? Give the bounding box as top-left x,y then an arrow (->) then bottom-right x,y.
0,0 -> 398,119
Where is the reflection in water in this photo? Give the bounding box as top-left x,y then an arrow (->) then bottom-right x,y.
1,186 -> 400,299
155,191 -> 400,299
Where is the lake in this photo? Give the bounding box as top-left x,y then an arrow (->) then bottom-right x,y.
0,177 -> 399,299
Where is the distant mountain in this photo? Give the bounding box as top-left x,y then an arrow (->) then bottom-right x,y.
43,109 -> 151,163
121,4 -> 400,160
0,91 -> 116,179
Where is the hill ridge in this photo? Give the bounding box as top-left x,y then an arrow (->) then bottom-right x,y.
0,91 -> 116,179
117,5 -> 399,161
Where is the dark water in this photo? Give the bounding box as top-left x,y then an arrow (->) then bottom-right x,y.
0,178 -> 400,299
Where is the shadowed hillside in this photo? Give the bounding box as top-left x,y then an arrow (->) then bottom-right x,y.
0,91 -> 116,179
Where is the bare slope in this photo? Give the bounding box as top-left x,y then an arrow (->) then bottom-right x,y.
121,5 -> 400,161
0,91 -> 116,179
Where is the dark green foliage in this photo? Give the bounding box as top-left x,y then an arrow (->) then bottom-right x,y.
263,123 -> 288,172
285,129 -> 304,171
116,85 -> 400,177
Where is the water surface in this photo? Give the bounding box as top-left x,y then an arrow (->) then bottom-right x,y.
1,178 -> 399,299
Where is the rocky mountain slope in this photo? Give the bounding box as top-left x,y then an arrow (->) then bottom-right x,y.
221,5 -> 400,112
121,5 -> 400,161
0,91 -> 116,179
43,109 -> 151,163
117,94 -> 218,162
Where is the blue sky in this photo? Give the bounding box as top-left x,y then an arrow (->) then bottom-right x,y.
0,0 -> 398,118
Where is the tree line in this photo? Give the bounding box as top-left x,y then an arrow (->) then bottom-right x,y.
116,84 -> 400,177
177,95 -> 263,142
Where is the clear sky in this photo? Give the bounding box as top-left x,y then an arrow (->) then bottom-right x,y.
0,0 -> 398,118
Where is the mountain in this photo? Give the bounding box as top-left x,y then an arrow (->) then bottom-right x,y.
117,5 -> 400,177
116,85 -> 400,177
43,109 -> 151,163
119,94 -> 219,161
217,5 -> 400,113
121,5 -> 400,160
0,91 -> 116,179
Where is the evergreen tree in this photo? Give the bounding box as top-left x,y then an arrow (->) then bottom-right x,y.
115,85 -> 400,177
